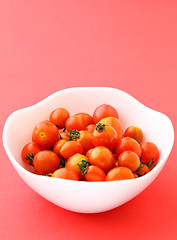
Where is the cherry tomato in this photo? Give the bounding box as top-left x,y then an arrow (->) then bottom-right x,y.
77,160 -> 106,181
124,126 -> 143,143
74,113 -> 93,127
60,141 -> 83,159
32,120 -> 59,148
140,142 -> 160,168
65,153 -> 88,179
106,167 -> 134,181
49,108 -> 70,129
88,146 -> 115,172
99,117 -> 123,140
53,139 -> 67,157
59,131 -> 70,141
85,165 -> 106,181
85,124 -> 96,133
33,150 -> 60,175
117,151 -> 140,172
115,137 -> 142,158
65,115 -> 85,131
76,130 -> 94,154
92,123 -> 117,151
135,163 -> 150,177
21,142 -> 44,166
93,104 -> 118,123
52,168 -> 79,180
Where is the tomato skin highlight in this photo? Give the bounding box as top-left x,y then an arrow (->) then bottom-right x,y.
85,165 -> 106,181
118,151 -> 140,172
88,146 -> 115,172
33,150 -> 60,175
21,142 -> 44,165
140,142 -> 160,167
60,141 -> 83,159
124,126 -> 143,143
49,108 -> 70,129
93,124 -> 117,151
115,137 -> 142,158
52,168 -> 79,180
106,167 -> 134,181
32,120 -> 59,148
93,104 -> 118,123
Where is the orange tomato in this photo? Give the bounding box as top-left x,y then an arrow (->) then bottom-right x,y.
118,151 -> 140,172
99,117 -> 123,140
60,141 -> 83,159
52,168 -> 79,180
124,126 -> 143,143
106,167 -> 134,181
65,153 -> 89,180
92,123 -> 117,151
88,146 -> 115,172
49,108 -> 70,129
115,137 -> 142,158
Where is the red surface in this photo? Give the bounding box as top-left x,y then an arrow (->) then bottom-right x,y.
0,1 -> 177,239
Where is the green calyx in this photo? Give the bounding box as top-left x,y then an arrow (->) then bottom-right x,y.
95,123 -> 105,131
25,153 -> 34,166
77,159 -> 91,175
66,129 -> 80,140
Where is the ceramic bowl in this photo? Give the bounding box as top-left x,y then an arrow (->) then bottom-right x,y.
2,87 -> 174,213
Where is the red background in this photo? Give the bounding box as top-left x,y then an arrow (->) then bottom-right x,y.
0,1 -> 177,239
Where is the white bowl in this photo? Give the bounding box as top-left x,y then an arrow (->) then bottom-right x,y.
2,87 -> 174,213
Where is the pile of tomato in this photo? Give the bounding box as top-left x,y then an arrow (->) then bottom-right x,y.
21,104 -> 160,181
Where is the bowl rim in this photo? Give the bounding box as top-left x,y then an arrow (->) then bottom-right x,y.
2,87 -> 175,184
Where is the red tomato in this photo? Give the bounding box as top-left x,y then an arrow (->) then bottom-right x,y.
124,126 -> 143,143
32,120 -> 59,148
76,130 -> 94,154
60,141 -> 83,159
65,115 -> 85,131
140,142 -> 160,168
93,104 -> 118,123
33,150 -> 60,175
92,123 -> 117,151
53,139 -> 67,157
99,117 -> 123,140
77,160 -> 106,181
85,124 -> 96,133
106,167 -> 134,181
65,153 -> 88,180
52,168 -> 79,180
88,146 -> 115,172
74,113 -> 94,127
117,151 -> 140,172
115,137 -> 142,158
21,142 -> 44,166
49,108 -> 70,129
